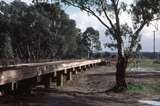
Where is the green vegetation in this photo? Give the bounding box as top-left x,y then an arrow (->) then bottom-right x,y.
128,58 -> 160,71
127,83 -> 160,94
141,59 -> 160,70
127,84 -> 145,93
0,1 -> 101,64
1,0 -> 160,93
61,0 -> 160,89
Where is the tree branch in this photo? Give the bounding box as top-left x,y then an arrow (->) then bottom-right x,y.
116,0 -> 120,6
100,0 -> 116,33
63,0 -> 115,36
128,21 -> 146,53
111,0 -> 121,38
87,8 -> 116,36
151,17 -> 160,22
133,21 -> 146,35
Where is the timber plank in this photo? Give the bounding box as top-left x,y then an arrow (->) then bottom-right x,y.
0,59 -> 102,86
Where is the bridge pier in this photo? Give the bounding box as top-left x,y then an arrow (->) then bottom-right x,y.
0,59 -> 102,95
66,69 -> 72,81
56,71 -> 64,86
77,67 -> 81,72
86,65 -> 91,70
42,74 -> 51,88
73,68 -> 78,75
12,78 -> 35,95
0,83 -> 12,95
11,81 -> 18,91
50,72 -> 56,82
83,66 -> 87,71
91,64 -> 94,68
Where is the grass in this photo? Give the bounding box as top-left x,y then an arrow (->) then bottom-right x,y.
128,59 -> 160,71
141,59 -> 160,70
127,58 -> 160,94
127,83 -> 160,94
127,84 -> 145,93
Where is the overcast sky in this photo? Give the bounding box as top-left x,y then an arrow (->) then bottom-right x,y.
2,0 -> 160,52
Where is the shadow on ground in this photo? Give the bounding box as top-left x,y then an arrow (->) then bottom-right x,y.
0,88 -> 140,106
87,71 -> 160,79
1,66 -> 159,106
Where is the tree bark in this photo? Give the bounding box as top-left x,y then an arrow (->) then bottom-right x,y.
116,56 -> 127,88
115,41 -> 128,90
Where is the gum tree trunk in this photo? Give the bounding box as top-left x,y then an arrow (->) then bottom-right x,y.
116,56 -> 127,88
115,42 -> 128,90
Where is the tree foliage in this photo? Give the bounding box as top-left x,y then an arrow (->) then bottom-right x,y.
0,0 -> 101,64
60,0 -> 160,89
77,27 -> 101,57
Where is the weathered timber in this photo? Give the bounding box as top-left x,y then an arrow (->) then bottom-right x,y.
0,59 -> 102,86
56,71 -> 64,86
63,69 -> 67,74
72,68 -> 78,75
41,74 -> 51,88
15,78 -> 35,94
86,64 -> 91,70
51,72 -> 56,82
81,66 -> 87,71
66,69 -> 72,81
76,67 -> 81,72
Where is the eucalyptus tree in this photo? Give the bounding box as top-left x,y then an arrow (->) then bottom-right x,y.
83,27 -> 101,52
57,0 -> 160,90
80,27 -> 101,57
0,0 -> 35,61
0,33 -> 14,66
35,3 -> 81,59
0,1 -> 15,64
59,19 -> 80,58
0,1 -> 86,62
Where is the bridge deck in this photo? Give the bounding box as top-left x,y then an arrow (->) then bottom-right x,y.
0,59 -> 102,86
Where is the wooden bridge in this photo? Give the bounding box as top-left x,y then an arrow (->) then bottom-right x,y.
0,59 -> 103,95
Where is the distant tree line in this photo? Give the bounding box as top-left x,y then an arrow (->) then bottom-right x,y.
0,1 -> 101,65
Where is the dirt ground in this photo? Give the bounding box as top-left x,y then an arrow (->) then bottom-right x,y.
0,65 -> 160,106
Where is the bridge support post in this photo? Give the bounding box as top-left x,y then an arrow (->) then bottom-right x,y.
0,83 -> 12,95
42,74 -> 51,89
56,71 -> 63,86
66,70 -> 72,81
73,68 -> 78,75
13,78 -> 35,95
51,72 -> 56,82
77,67 -> 81,72
82,66 -> 87,71
11,81 -> 18,91
86,65 -> 90,70
93,63 -> 95,67
90,64 -> 93,68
